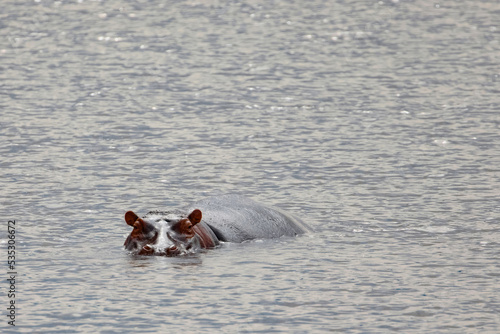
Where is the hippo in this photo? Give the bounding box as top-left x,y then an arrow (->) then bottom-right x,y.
124,194 -> 310,256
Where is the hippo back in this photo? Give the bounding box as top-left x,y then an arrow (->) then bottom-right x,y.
184,194 -> 310,243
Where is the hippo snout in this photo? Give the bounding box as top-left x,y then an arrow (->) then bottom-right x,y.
137,244 -> 180,256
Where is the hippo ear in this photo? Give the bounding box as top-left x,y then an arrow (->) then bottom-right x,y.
125,211 -> 139,226
188,209 -> 202,226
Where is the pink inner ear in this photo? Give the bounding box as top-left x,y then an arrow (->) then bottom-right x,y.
188,209 -> 202,225
125,211 -> 139,226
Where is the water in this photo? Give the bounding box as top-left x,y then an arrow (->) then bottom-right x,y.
1,0 -> 499,332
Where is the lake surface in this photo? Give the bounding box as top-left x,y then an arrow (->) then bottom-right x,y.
1,0 -> 499,332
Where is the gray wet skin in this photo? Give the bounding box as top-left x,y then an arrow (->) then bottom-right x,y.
183,194 -> 311,243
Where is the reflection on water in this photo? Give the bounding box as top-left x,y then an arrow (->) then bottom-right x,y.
126,253 -> 205,268
1,0 -> 500,332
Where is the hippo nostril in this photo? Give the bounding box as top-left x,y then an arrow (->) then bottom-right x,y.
166,245 -> 179,256
138,244 -> 154,255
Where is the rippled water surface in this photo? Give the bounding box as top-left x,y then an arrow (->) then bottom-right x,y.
1,0 -> 500,332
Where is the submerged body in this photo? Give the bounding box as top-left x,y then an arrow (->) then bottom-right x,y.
124,194 -> 310,256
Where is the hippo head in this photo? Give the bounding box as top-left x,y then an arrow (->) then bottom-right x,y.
124,209 -> 203,256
